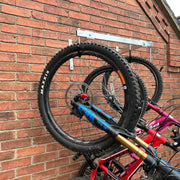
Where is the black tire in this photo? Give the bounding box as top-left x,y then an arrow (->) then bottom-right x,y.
125,56 -> 163,105
38,42 -> 141,153
84,65 -> 148,118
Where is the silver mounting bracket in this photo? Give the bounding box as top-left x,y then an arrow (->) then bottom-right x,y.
68,39 -> 74,71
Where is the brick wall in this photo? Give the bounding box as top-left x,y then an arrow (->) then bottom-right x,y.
0,0 -> 180,179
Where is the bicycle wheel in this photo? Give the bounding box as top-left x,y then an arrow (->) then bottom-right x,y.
125,56 -> 163,104
84,65 -> 148,118
38,42 -> 141,153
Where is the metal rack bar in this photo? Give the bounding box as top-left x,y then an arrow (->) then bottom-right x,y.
76,29 -> 153,47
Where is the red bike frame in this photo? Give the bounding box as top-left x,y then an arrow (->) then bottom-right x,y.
89,102 -> 179,180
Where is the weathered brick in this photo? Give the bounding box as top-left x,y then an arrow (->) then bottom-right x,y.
44,5 -> 68,16
69,11 -> 90,21
0,151 -> 14,161
32,11 -> 57,22
17,163 -> 44,176
17,145 -> 45,157
17,127 -> 45,138
0,33 -> 16,43
0,170 -> 15,180
0,43 -> 31,53
33,152 -> 58,163
0,73 -> 15,81
17,17 -> 44,28
1,138 -> 31,150
1,24 -> 31,35
1,157 -> 31,170
0,63 -> 29,72
16,0 -> 44,11
0,131 -> 15,141
0,120 -> 31,130
0,101 -> 30,111
0,53 -> 15,62
32,169 -> 58,179
1,5 -> 31,17
0,92 -> 15,101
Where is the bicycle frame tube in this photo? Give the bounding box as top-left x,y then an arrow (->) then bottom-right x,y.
72,100 -> 180,180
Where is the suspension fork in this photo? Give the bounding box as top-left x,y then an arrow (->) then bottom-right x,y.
71,100 -> 157,168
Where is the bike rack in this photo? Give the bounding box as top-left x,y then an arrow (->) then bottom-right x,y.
68,29 -> 153,70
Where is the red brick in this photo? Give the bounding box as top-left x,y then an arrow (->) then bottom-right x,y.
46,157 -> 69,169
33,135 -> 55,145
0,151 -> 14,161
32,169 -> 58,179
0,120 -> 31,130
0,63 -> 29,72
0,0 -> 15,4
33,151 -> 58,163
101,0 -> 117,6
33,0 -> 57,6
16,0 -> 43,11
32,29 -> 58,39
0,131 -> 15,141
58,174 -> 71,180
0,92 -> 15,101
59,17 -> 80,27
17,36 -> 45,46
33,118 -> 44,127
69,11 -> 90,21
0,170 -> 15,179
100,11 -> 117,20
17,110 -> 40,119
0,33 -> 16,43
32,47 -> 57,57
0,73 -> 15,81
17,73 -> 41,81
0,101 -> 30,111
17,127 -> 45,138
1,24 -> 31,35
1,138 -> 31,150
32,11 -> 57,22
0,43 -> 30,53
14,175 -> 31,180
17,163 -> 44,176
17,54 -> 45,64
17,145 -> 45,157
1,5 -> 31,17
0,53 -> 15,62
46,39 -> 68,48
81,22 -> 100,31
81,6 -> 100,16
126,0 -> 138,6
17,17 -> 44,28
45,22 -> 69,33
44,5 -> 68,16
57,0 -> 80,11
17,92 -> 37,100
59,162 -> 81,174
0,112 -> 15,121
90,1 -> 108,11
0,82 -> 30,91
47,142 -> 63,152
68,0 -> 90,6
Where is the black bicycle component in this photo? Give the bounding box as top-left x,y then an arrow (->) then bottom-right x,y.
38,42 -> 142,153
171,129 -> 180,147
154,159 -> 180,180
125,56 -> 163,105
73,152 -> 82,161
71,100 -> 136,139
84,65 -> 147,118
